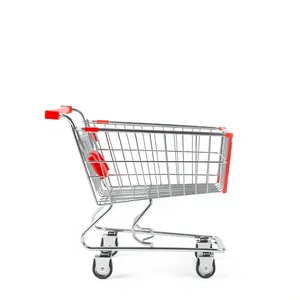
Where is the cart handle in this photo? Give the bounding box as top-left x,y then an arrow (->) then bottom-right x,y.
45,106 -> 72,120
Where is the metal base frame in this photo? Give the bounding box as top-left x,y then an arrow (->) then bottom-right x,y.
82,199 -> 225,279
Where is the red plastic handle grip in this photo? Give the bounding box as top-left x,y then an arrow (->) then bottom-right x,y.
45,106 -> 72,120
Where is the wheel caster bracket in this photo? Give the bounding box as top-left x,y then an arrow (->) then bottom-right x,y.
197,255 -> 214,274
101,232 -> 118,256
195,238 -> 213,258
102,232 -> 117,248
94,256 -> 111,276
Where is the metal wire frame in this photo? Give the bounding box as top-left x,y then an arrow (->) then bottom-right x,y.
74,120 -> 229,206
48,108 -> 228,275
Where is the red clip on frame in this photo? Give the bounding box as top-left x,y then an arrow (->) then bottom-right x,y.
84,127 -> 99,132
96,120 -> 109,124
219,127 -> 233,193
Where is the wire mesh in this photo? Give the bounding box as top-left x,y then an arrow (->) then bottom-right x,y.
78,122 -> 227,205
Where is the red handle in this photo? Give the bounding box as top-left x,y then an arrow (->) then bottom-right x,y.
45,106 -> 72,120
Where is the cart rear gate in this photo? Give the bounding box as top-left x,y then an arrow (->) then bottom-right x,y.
45,106 -> 233,279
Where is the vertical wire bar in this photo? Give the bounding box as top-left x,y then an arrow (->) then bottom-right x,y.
194,135 -> 200,194
153,127 -> 162,185
206,130 -> 212,193
191,129 -> 194,184
125,125 -> 140,186
134,131 -> 148,195
197,130 -> 202,193
164,133 -> 172,197
149,134 -> 160,198
173,128 -> 180,184
182,129 -> 185,195
117,131 -> 135,201
217,136 -> 224,184
141,129 -> 152,187
194,134 -> 197,194
104,131 -> 124,202
220,137 -> 228,189
105,127 -> 123,186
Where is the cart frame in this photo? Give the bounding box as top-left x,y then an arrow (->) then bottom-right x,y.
45,106 -> 233,279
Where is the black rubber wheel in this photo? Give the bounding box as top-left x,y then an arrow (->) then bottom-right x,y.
195,243 -> 213,258
101,237 -> 118,256
196,258 -> 216,279
92,258 -> 113,279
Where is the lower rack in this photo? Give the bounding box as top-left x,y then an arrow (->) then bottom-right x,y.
82,199 -> 225,279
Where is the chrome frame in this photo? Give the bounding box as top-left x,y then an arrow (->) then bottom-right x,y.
74,118 -> 228,206
53,108 -> 230,277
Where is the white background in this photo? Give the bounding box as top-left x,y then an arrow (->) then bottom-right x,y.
1,0 -> 300,299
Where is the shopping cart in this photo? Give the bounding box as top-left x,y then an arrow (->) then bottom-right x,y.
45,106 -> 233,279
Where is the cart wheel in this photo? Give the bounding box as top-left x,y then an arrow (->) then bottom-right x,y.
101,237 -> 118,256
196,258 -> 216,279
92,258 -> 113,279
195,243 -> 212,258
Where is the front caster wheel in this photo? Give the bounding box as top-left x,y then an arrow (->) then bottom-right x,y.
196,258 -> 216,279
101,237 -> 118,256
92,258 -> 113,279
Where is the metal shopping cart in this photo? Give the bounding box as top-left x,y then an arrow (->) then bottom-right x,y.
45,106 -> 233,279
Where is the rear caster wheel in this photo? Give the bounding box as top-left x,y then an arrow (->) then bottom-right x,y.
92,258 -> 113,279
101,237 -> 118,256
196,258 -> 215,279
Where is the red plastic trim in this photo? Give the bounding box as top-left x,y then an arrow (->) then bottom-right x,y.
219,127 -> 228,133
219,127 -> 233,138
88,151 -> 109,179
45,106 -> 72,120
223,133 -> 233,193
84,127 -> 99,132
96,120 -> 109,124
61,105 -> 72,112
